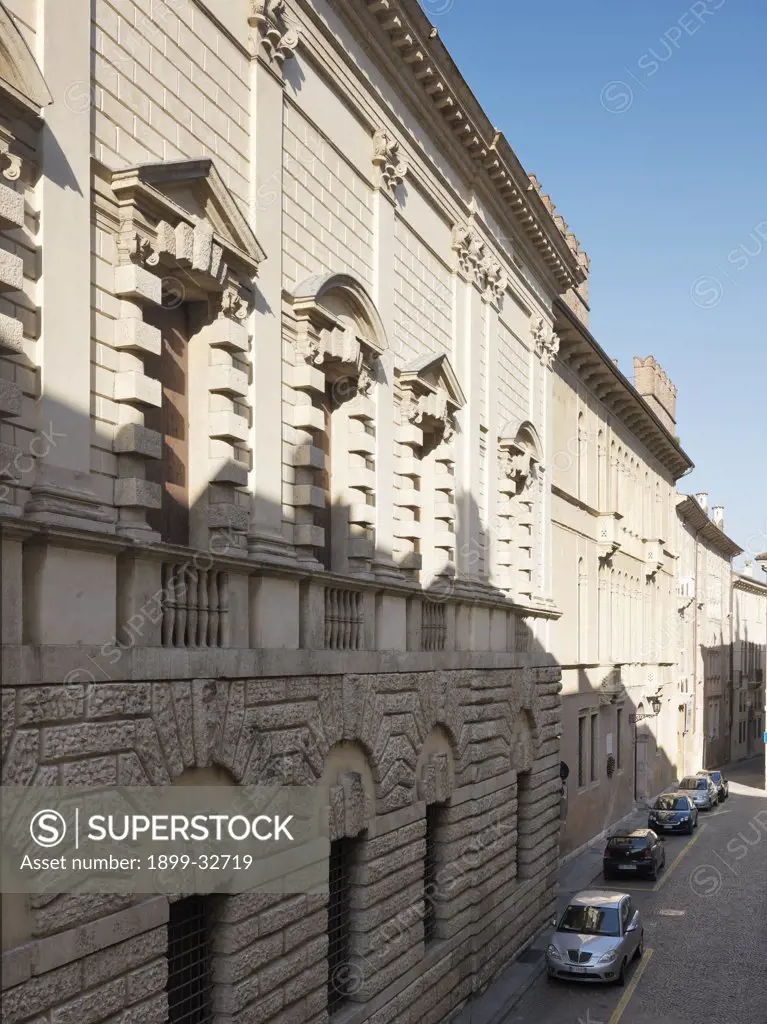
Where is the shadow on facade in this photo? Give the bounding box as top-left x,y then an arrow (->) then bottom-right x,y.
0,392 -> 699,1021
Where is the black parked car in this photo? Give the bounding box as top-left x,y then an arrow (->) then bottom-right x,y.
697,769 -> 728,803
603,829 -> 666,881
648,792 -> 698,834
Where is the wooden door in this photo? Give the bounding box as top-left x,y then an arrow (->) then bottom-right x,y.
144,303 -> 189,546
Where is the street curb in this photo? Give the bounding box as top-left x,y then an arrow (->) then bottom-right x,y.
488,956 -> 547,1024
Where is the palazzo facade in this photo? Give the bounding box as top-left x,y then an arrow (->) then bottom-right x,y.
0,1 -> 587,1022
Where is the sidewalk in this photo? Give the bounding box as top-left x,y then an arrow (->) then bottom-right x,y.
453,797 -> 657,1024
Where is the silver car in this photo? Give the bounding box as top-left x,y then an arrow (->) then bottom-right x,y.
546,890 -> 644,986
678,774 -> 717,810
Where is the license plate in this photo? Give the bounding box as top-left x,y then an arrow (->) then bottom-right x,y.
618,864 -> 634,870
570,966 -> 588,973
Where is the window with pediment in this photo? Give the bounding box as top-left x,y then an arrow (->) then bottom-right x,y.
287,274 -> 386,576
395,354 -> 464,587
496,421 -> 544,600
105,159 -> 265,551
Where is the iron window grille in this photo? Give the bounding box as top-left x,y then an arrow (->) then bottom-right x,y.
167,896 -> 213,1024
328,838 -> 353,1015
424,804 -> 441,944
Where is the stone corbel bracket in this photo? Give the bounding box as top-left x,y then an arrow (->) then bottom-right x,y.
372,127 -> 408,197
530,313 -> 559,368
248,0 -> 300,67
451,224 -> 507,306
329,770 -> 368,841
417,753 -> 453,806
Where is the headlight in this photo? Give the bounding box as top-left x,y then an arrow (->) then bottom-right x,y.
598,949 -> 618,963
546,944 -> 561,960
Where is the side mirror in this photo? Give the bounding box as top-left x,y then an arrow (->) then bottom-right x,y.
626,912 -> 640,932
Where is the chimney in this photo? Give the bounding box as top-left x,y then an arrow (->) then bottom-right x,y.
633,356 -> 678,434
695,492 -> 708,513
712,505 -> 724,530
743,560 -> 754,578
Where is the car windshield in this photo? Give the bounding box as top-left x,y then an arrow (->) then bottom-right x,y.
558,904 -> 621,937
607,836 -> 647,850
655,796 -> 688,810
680,777 -> 707,790
707,772 -> 722,783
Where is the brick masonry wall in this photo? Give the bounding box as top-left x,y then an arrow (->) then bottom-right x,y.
1,665 -> 562,1024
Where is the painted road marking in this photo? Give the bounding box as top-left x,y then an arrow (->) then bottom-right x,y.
657,908 -> 685,916
653,823 -> 707,891
608,947 -> 654,1024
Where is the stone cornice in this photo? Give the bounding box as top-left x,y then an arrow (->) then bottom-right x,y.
354,0 -> 585,291
732,573 -> 767,596
676,495 -> 743,557
293,0 -> 582,298
553,299 -> 694,481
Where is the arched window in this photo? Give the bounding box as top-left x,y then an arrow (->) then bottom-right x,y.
597,429 -> 606,510
577,556 -> 588,663
577,411 -> 587,501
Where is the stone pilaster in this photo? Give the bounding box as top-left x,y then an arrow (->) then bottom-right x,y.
246,0 -> 298,566
370,168 -> 399,580
26,0 -> 115,531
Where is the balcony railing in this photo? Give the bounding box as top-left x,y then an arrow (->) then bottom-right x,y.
161,563 -> 230,648
421,600 -> 447,651
324,587 -> 365,650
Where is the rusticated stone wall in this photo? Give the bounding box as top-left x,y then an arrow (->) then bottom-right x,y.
2,664 -> 562,1024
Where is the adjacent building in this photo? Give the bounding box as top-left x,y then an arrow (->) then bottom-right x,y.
0,1 -> 588,1022
731,563 -> 767,763
549,315 -> 694,856
676,494 -> 742,774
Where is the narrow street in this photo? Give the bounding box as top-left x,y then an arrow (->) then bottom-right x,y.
506,759 -> 767,1024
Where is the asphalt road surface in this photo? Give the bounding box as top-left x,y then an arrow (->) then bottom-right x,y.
506,760 -> 767,1024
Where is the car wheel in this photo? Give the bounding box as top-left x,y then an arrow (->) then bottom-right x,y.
650,864 -> 658,881
635,932 -> 644,960
616,958 -> 627,986
687,821 -> 694,834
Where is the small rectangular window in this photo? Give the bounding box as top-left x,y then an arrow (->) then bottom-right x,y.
167,896 -> 213,1024
578,716 -> 586,788
616,708 -> 623,770
590,713 -> 599,783
424,805 -> 441,944
328,838 -> 353,1015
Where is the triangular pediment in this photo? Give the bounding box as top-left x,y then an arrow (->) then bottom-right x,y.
111,159 -> 265,272
400,353 -> 466,409
0,2 -> 52,115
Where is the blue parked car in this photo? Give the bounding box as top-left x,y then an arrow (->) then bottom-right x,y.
648,792 -> 698,835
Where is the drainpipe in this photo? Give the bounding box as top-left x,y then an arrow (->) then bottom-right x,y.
727,570 -> 735,764
692,525 -> 702,773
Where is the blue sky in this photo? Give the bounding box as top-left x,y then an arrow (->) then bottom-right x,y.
429,0 -> 766,566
